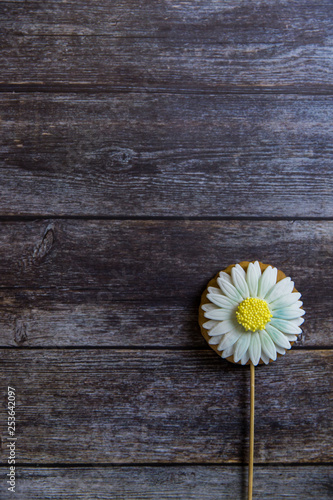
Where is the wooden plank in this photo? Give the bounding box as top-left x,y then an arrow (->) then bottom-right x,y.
1,35 -> 332,91
1,465 -> 332,499
2,0 -> 332,41
0,350 -> 331,463
0,220 -> 331,347
1,93 -> 333,217
0,289 -> 329,348
0,219 -> 330,293
0,292 -> 202,348
1,0 -> 333,91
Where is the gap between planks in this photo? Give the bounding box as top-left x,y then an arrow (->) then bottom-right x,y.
0,216 -> 332,222
0,462 -> 332,468
0,346 -> 331,351
1,84 -> 333,95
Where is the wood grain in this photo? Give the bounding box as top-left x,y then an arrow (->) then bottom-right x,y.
0,220 -> 330,347
0,349 -> 331,464
1,0 -> 333,92
1,93 -> 333,217
0,219 -> 330,293
0,289 -> 328,348
0,466 -> 332,499
1,35 -> 333,92
2,0 -> 332,40
1,0 -> 332,494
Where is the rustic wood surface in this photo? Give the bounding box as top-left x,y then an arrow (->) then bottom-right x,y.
1,0 -> 332,498
0,350 -> 332,463
2,35 -> 333,92
0,220 -> 331,347
1,93 -> 333,217
1,466 -> 332,500
2,0 -> 332,39
1,0 -> 333,92
0,220 -> 331,293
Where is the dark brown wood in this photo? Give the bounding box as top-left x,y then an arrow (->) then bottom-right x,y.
1,0 -> 333,92
0,289 -> 328,348
0,465 -> 332,499
0,220 -> 330,347
0,349 -> 331,463
0,290 -> 328,350
1,0 -> 332,495
1,93 -> 333,217
0,291 -> 201,347
2,0 -> 332,40
0,219 -> 330,298
1,35 -> 333,92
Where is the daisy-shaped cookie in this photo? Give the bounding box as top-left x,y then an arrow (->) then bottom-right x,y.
199,261 -> 305,366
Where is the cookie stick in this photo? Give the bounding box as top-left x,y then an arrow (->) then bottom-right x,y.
248,362 -> 255,500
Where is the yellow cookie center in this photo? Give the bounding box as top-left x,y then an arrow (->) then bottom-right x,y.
236,297 -> 272,332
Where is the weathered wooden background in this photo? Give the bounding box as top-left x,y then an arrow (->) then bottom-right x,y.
0,1 -> 332,498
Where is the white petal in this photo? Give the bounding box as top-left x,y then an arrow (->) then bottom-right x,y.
218,271 -> 232,283
204,308 -> 233,320
272,304 -> 305,320
259,330 -> 277,361
270,318 -> 302,334
217,277 -> 243,302
295,317 -> 305,326
231,266 -> 250,299
217,328 -> 243,350
257,266 -> 277,299
208,334 -> 223,345
207,293 -> 238,308
208,320 -> 236,336
265,324 -> 291,349
246,262 -> 259,297
233,333 -> 252,363
221,345 -> 235,359
275,345 -> 286,355
260,351 -> 270,365
208,286 -> 223,296
201,303 -> 219,312
253,261 -> 262,278
202,320 -> 219,329
265,277 -> 294,303
248,332 -> 261,365
234,264 -> 246,279
269,292 -> 301,309
284,334 -> 298,342
240,349 -> 250,365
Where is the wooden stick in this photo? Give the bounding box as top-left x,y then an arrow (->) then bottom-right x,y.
248,362 -> 255,500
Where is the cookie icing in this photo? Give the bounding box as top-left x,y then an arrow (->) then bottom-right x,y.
201,261 -> 305,365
